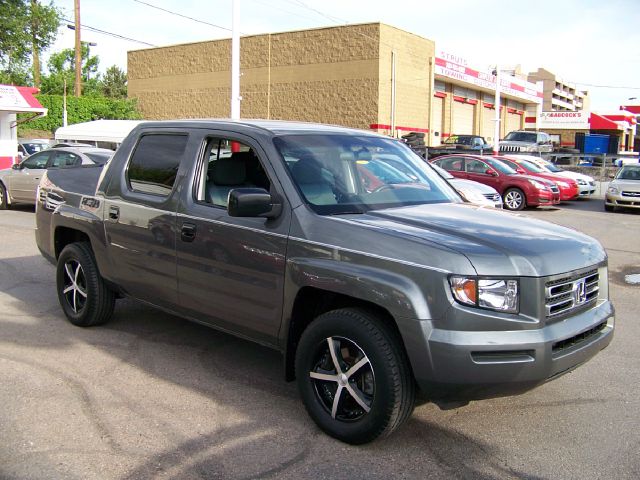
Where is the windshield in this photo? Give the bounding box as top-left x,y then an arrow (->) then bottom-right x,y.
504,132 -> 537,143
616,165 -> 640,180
443,135 -> 472,145
543,162 -> 562,172
516,159 -> 545,173
22,142 -> 49,155
274,134 -> 462,215
485,157 -> 517,174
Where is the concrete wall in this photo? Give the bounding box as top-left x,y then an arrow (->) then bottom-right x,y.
377,24 -> 434,135
128,23 -> 382,129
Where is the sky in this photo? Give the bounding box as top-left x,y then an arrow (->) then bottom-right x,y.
47,0 -> 640,112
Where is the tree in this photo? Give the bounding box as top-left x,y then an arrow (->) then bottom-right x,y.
41,44 -> 100,96
28,0 -> 60,87
0,0 -> 59,86
101,65 -> 127,99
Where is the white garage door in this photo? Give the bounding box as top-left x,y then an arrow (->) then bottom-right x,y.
452,101 -> 474,135
481,107 -> 496,143
431,97 -> 444,145
506,112 -> 522,133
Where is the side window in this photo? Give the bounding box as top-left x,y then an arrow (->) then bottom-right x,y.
196,138 -> 271,208
466,159 -> 489,174
50,152 -> 81,168
21,151 -> 50,169
127,134 -> 188,196
438,157 -> 463,171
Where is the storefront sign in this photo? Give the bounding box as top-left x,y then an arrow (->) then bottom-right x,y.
538,111 -> 590,129
434,52 -> 543,104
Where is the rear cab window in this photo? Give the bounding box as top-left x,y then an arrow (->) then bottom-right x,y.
126,134 -> 188,196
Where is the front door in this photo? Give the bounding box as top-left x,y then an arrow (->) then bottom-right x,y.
176,134 -> 290,345
464,157 -> 501,191
9,151 -> 51,201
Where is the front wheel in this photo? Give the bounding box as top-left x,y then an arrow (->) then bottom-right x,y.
56,242 -> 115,327
295,308 -> 415,444
503,188 -> 526,211
604,203 -> 614,212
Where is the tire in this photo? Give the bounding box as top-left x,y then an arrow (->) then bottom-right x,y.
56,242 -> 115,327
0,182 -> 9,210
604,203 -> 614,212
295,308 -> 415,444
503,188 -> 526,211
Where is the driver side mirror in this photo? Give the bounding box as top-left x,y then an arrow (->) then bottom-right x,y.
12,163 -> 23,170
485,169 -> 498,176
228,188 -> 282,218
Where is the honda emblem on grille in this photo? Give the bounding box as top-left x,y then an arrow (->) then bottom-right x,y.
574,279 -> 587,304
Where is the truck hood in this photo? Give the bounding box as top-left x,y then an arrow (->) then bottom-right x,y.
342,203 -> 605,277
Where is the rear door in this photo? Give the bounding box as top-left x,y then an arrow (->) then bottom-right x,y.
9,151 -> 51,201
102,131 -> 191,310
464,157 -> 501,191
434,156 -> 467,179
175,131 -> 290,345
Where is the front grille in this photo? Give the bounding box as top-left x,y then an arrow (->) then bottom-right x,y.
483,193 -> 501,203
622,191 -> 640,197
550,185 -> 560,193
545,269 -> 599,318
499,145 -> 522,152
552,321 -> 607,353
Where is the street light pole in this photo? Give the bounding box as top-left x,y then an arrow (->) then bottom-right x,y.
74,0 -> 81,97
230,0 -> 240,119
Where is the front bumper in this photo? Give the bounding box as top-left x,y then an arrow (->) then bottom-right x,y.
605,193 -> 640,209
399,299 -> 614,401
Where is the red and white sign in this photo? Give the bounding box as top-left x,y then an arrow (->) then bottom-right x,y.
538,111 -> 590,129
434,52 -> 543,104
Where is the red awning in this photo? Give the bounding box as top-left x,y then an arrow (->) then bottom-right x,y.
589,113 -> 622,130
0,84 -> 47,114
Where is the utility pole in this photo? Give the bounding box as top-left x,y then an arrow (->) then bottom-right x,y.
74,0 -> 81,97
230,0 -> 240,119
63,79 -> 68,126
493,66 -> 501,155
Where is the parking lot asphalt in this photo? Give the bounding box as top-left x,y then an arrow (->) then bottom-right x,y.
1,201 -> 638,480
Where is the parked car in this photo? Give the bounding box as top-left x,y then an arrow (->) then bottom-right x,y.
511,155 -> 596,197
430,162 -> 502,208
51,142 -> 95,149
497,156 -> 579,201
35,120 -> 613,444
0,147 -> 112,209
431,154 -> 560,210
604,164 -> 640,212
499,131 -> 553,154
18,139 -> 50,158
426,134 -> 492,159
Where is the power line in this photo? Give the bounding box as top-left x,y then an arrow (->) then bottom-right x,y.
61,17 -> 157,47
132,0 -> 233,32
573,82 -> 640,90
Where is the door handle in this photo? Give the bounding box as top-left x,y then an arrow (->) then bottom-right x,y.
181,223 -> 197,242
108,205 -> 120,220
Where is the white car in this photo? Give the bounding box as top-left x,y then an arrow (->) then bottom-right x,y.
430,163 -> 502,208
503,155 -> 596,197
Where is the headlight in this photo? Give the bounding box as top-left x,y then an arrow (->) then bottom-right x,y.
528,179 -> 547,190
608,186 -> 619,194
557,181 -> 570,188
457,187 -> 490,206
577,179 -> 587,185
449,276 -> 519,313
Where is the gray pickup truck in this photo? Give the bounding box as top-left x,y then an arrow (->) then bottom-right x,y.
35,120 -> 614,444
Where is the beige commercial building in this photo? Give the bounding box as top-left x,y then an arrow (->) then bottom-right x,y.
128,23 -> 544,146
527,68 -> 590,112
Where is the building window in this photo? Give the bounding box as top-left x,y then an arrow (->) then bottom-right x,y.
434,80 -> 446,92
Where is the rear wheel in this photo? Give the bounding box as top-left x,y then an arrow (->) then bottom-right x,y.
503,188 -> 526,211
295,308 -> 415,444
0,182 -> 9,210
56,242 -> 115,327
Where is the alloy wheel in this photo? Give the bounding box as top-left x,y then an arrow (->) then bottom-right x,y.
309,336 -> 375,421
62,260 -> 87,314
504,190 -> 524,210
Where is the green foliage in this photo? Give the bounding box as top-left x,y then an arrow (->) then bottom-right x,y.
101,65 -> 127,98
41,45 -> 100,95
0,0 -> 60,84
17,94 -> 142,135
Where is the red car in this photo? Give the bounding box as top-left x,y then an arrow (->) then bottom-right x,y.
498,155 -> 579,201
431,154 -> 560,210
